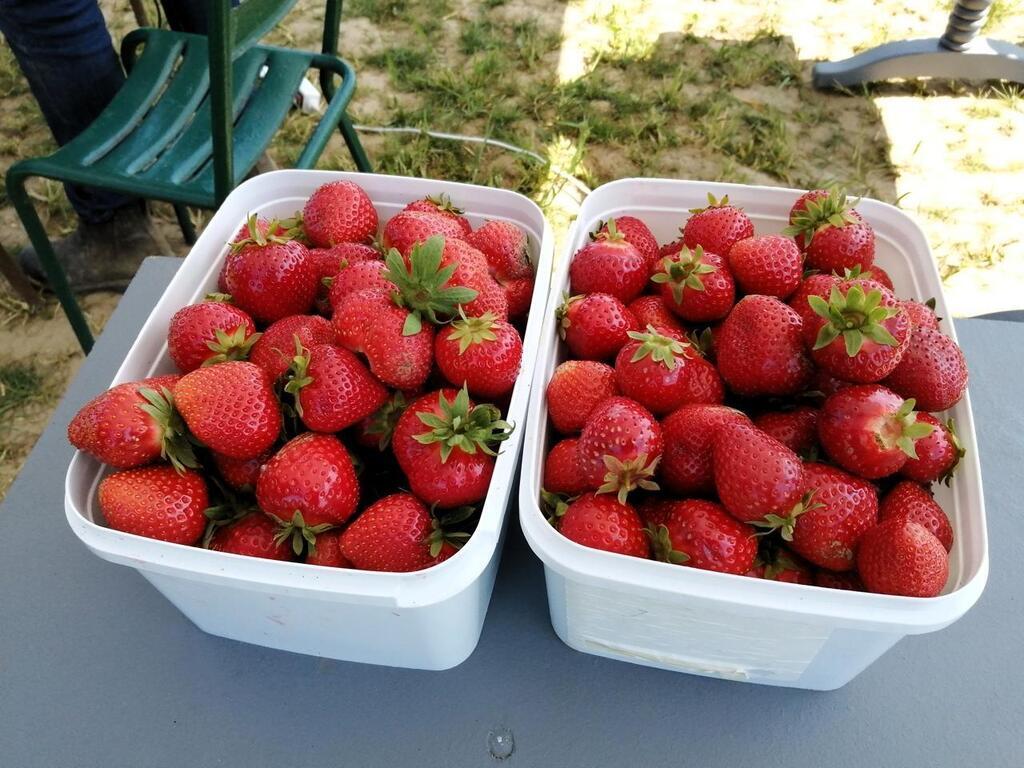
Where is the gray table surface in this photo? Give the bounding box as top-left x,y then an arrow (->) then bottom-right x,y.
2,257 -> 1022,767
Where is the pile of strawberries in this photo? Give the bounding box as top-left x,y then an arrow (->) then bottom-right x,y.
69,180 -> 536,572
543,188 -> 968,598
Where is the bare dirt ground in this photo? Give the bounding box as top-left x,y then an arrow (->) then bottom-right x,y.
0,0 -> 1022,497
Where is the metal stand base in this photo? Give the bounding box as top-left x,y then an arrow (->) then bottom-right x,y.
814,37 -> 1024,89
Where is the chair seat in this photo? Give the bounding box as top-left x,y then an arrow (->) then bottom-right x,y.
19,29 -> 314,207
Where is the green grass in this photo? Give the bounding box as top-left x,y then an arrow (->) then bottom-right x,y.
0,363 -> 43,419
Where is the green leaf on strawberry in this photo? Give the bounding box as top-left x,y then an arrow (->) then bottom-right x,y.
135,385 -> 199,474
650,246 -> 716,305
626,325 -> 692,371
809,284 -> 900,356
783,186 -> 860,239
271,510 -> 334,557
384,236 -> 479,332
749,491 -> 824,542
597,453 -> 660,504
413,386 -> 513,462
646,523 -> 690,565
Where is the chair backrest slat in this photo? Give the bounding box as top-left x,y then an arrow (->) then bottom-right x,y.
232,0 -> 299,55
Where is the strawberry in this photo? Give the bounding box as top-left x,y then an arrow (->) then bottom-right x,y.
209,512 -> 292,560
746,547 -> 814,584
167,300 -> 258,373
659,404 -> 748,495
354,390 -> 411,451
576,396 -> 663,502
327,259 -> 391,311
648,499 -> 757,575
785,188 -> 875,273
435,311 -> 523,400
303,180 -> 378,246
501,277 -> 535,321
900,414 -> 963,484
304,529 -> 351,567
651,246 -> 735,323
712,420 -> 804,525
681,193 -> 754,257
403,193 -> 472,236
385,237 -> 483,326
546,360 -> 618,434
340,493 -> 464,571
231,215 -> 294,245
627,295 -> 688,341
811,367 -> 854,398
433,238 -> 510,320
551,492 -> 649,558
678,356 -> 725,405
805,279 -> 911,383
716,295 -> 813,397
780,462 -> 878,571
256,433 -> 359,552
212,451 -> 266,491
382,210 -> 466,257
594,216 -> 659,272
818,385 -> 934,479
850,264 -> 894,292
557,293 -> 640,361
98,465 -> 208,544
309,242 -> 381,312
727,234 -> 802,299
901,298 -> 940,330
883,326 -> 968,412
614,327 -> 696,416
753,407 -> 819,457
879,480 -> 954,552
68,375 -> 196,471
220,217 -> 318,323
569,220 -> 648,303
174,361 -> 282,460
543,438 -> 589,496
814,569 -> 864,591
392,388 -> 512,507
788,272 -> 840,328
284,342 -> 388,433
249,315 -> 337,381
857,517 -> 948,597
465,219 -> 532,280
636,496 -> 674,529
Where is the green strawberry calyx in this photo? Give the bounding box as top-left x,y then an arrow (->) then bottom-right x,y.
650,246 -> 715,305
541,489 -> 573,526
136,385 -> 199,474
271,510 -> 335,557
275,211 -> 307,243
384,236 -> 479,336
364,391 -> 409,451
941,418 -> 966,486
592,217 -> 626,243
200,504 -> 251,549
687,191 -> 736,215
883,398 -> 935,459
426,193 -> 465,216
555,293 -> 583,339
282,336 -> 314,417
764,552 -> 804,581
598,453 -> 660,504
230,213 -> 292,252
413,386 -> 514,462
646,524 -> 690,565
447,309 -> 499,354
205,292 -> 233,303
750,491 -> 823,542
688,327 -> 714,358
425,504 -> 475,557
202,324 -> 261,367
808,284 -> 900,357
783,187 -> 860,240
627,325 -> 693,371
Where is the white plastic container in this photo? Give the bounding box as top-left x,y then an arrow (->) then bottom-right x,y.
65,170 -> 553,670
518,178 -> 988,690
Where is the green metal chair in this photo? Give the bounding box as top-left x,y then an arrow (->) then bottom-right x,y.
5,0 -> 371,352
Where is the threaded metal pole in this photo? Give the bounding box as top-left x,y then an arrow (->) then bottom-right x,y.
940,0 -> 995,51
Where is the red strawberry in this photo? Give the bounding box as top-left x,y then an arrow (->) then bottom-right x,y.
814,569 -> 864,591
382,210 -> 466,256
167,300 -> 258,373
805,279 -> 911,383
857,264 -> 894,292
309,242 -> 381,311
879,480 -> 954,552
788,272 -> 840,328
209,512 -> 292,560
98,465 -> 208,545
435,311 -> 523,400
753,407 -> 819,457
435,238 -> 510,320
785,188 -> 875,273
501,276 -> 535,321
627,295 -> 687,341
212,451 -> 266,491
403,193 -> 472,236
659,403 -> 748,495
249,315 -> 337,381
546,360 -> 618,434
552,492 -> 649,558
883,326 -> 968,412
174,362 -> 281,460
594,216 -> 659,272
746,547 -> 814,584
783,462 -> 878,571
340,492 -> 463,571
68,375 -> 195,470
717,295 -> 813,397
392,388 -> 512,507
811,367 -> 854,398
557,293 -> 640,361
636,496 -> 675,529
466,219 -> 532,280
285,342 -> 388,432
857,517 -> 948,597
651,246 -> 735,323
305,529 -> 352,567
818,385 -> 934,479
577,397 -> 663,502
682,193 -> 754,257
727,234 -> 802,299
569,220 -> 648,303
327,259 -> 391,310
544,438 -> 589,496
678,356 -> 725,405
900,414 -> 963,484
303,180 -> 378,246
648,499 -> 757,575
614,327 -> 697,416
712,420 -> 804,525
901,298 -> 940,330
231,215 -> 293,245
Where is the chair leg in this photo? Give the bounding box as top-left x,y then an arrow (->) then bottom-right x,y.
0,241 -> 43,308
174,204 -> 197,245
5,171 -> 94,352
339,114 -> 373,173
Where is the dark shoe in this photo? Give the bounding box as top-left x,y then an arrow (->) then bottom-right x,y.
18,204 -> 173,293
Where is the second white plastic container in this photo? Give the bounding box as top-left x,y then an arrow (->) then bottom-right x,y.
518,178 -> 988,690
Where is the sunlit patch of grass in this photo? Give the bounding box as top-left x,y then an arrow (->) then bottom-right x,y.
0,363 -> 43,419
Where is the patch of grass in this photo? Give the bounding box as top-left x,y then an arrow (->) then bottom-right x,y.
0,363 -> 43,419
708,33 -> 801,88
687,92 -> 793,178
